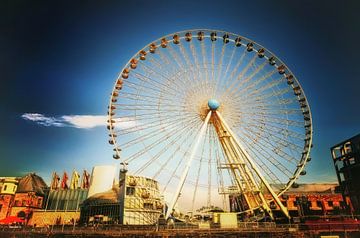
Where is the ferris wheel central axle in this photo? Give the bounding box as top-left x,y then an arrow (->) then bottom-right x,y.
208,99 -> 220,110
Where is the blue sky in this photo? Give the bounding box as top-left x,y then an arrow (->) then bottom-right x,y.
1,0 -> 359,184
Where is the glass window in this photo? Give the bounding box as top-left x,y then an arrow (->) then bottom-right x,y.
328,201 -> 333,207
126,187 -> 135,196
143,203 -> 153,209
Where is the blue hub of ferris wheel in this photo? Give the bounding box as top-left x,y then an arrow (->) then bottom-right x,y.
208,99 -> 220,110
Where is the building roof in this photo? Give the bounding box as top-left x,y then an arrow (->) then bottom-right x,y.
16,173 -> 48,195
82,187 -> 122,206
331,133 -> 360,149
271,183 -> 338,194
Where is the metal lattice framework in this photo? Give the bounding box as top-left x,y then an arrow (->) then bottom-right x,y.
107,29 -> 313,220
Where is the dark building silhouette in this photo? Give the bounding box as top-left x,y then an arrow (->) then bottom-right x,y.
331,133 -> 360,215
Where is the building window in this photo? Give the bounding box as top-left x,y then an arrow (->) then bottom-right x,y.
316,201 -> 322,208
328,201 -> 333,207
0,204 -> 2,212
37,198 -> 42,207
13,186 -> 16,192
3,185 -> 7,191
143,203 -> 153,209
281,201 -> 287,207
126,187 -> 135,196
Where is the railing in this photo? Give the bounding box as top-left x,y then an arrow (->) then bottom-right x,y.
1,221 -> 360,234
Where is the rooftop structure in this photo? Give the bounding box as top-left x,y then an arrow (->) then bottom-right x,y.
331,133 -> 360,215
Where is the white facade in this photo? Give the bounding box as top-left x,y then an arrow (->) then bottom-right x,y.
88,165 -> 116,198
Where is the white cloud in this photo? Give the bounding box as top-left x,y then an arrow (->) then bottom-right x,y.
21,113 -> 138,130
61,115 -> 107,129
22,113 -> 107,129
21,113 -> 65,127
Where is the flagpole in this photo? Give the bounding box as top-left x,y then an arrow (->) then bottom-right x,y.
62,169 -> 74,232
52,171 -> 66,232
73,169 -> 85,232
45,171 -> 54,211
43,171 -> 55,228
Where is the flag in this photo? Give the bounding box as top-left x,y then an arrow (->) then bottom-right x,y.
61,172 -> 69,189
50,172 -> 60,190
81,170 -> 90,189
70,170 -> 80,190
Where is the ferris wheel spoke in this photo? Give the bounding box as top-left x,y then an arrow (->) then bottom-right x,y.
233,81 -> 289,105
178,42 -> 203,94
238,120 -> 304,150
152,123 -> 201,180
232,111 -> 304,128
166,44 -> 200,90
235,105 -> 303,115
233,111 -> 303,126
221,45 -> 237,79
155,49 -> 196,90
243,120 -> 305,144
189,40 -> 206,96
120,114 -> 200,150
224,53 -> 258,95
224,49 -> 247,87
134,120 -> 201,175
116,91 -> 166,102
156,47 -> 175,73
113,112 -> 198,136
162,149 -> 188,193
124,118 -> 201,163
241,144 -> 283,184
207,124 -> 215,207
231,69 -> 279,100
211,44 -> 226,95
243,123 -> 303,151
247,117 -> 306,141
112,110 -> 197,125
124,78 -> 180,98
200,40 -> 210,89
239,128 -> 299,168
228,61 -> 268,97
191,125 -> 210,212
131,70 -> 185,97
239,83 -> 293,105
166,111 -> 212,218
159,44 -> 199,92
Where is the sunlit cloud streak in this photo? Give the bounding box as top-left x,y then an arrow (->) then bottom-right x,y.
21,113 -> 136,129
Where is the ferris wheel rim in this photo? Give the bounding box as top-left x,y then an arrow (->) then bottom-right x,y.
107,29 -> 313,198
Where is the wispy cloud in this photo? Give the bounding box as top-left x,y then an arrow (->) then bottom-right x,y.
22,113 -> 138,130
21,113 -> 66,127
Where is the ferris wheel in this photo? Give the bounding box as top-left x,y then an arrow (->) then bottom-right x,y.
107,29 -> 313,220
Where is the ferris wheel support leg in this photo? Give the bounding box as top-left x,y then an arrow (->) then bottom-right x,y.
165,111 -> 212,219
215,111 -> 290,219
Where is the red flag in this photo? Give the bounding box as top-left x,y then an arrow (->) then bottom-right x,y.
61,172 -> 69,189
